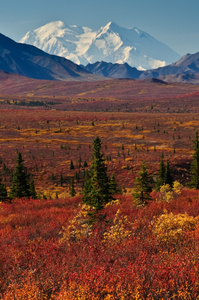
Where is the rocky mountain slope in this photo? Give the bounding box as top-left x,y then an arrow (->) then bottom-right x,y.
0,33 -> 95,81
84,52 -> 199,84
84,61 -> 142,79
140,52 -> 199,84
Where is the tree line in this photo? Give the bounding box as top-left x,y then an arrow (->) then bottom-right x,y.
1,132 -> 199,211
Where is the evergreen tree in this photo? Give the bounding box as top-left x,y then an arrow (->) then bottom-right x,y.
164,161 -> 173,187
83,160 -> 88,168
70,160 -> 75,170
69,177 -> 76,197
190,131 -> 199,189
29,179 -> 37,199
109,173 -> 121,195
156,156 -> 173,190
0,178 -> 7,202
51,173 -> 55,180
10,152 -> 31,199
133,161 -> 152,206
82,137 -> 112,212
82,169 -> 91,193
156,155 -> 165,191
75,171 -> 79,182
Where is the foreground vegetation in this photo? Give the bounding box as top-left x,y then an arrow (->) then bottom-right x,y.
1,188 -> 199,299
1,78 -> 199,298
1,132 -> 199,299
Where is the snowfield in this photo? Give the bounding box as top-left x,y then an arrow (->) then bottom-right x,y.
20,21 -> 180,70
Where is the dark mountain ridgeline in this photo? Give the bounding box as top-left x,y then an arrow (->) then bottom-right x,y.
0,33 -> 96,81
84,52 -> 199,84
140,52 -> 199,84
84,61 -> 142,79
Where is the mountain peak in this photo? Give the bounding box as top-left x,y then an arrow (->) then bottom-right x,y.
20,21 -> 180,70
105,21 -> 119,29
43,20 -> 66,28
102,22 -> 143,36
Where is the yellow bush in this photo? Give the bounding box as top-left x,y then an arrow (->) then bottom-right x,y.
158,181 -> 183,202
59,204 -> 92,245
153,211 -> 197,248
103,209 -> 132,244
159,184 -> 173,202
173,181 -> 183,194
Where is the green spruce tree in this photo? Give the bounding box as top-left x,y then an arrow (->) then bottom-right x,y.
156,155 -> 165,191
82,137 -> 112,212
78,156 -> 82,168
10,152 -> 31,199
69,177 -> 76,197
133,161 -> 152,206
70,160 -> 75,170
164,161 -> 173,187
0,178 -> 7,202
82,169 -> 91,193
83,160 -> 88,168
190,131 -> 199,189
109,173 -> 121,195
29,179 -> 37,199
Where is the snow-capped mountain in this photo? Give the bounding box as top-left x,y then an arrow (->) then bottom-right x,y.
20,21 -> 96,66
20,21 -> 180,70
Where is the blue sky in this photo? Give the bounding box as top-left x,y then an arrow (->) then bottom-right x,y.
1,0 -> 199,56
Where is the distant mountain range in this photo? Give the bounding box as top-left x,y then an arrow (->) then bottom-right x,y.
1,32 -> 199,84
140,52 -> 199,84
20,21 -> 180,70
84,52 -> 199,84
0,33 -> 95,81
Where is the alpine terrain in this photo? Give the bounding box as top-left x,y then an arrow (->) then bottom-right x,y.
20,21 -> 180,70
0,33 -> 95,81
140,52 -> 199,84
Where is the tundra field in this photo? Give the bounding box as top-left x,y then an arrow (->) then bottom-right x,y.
0,108 -> 198,197
1,77 -> 199,299
0,77 -> 199,196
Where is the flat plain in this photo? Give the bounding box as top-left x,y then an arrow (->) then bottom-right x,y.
0,75 -> 199,196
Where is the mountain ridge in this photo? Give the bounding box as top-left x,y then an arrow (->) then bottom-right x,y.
85,61 -> 142,79
0,32 -> 99,81
83,52 -> 199,84
140,51 -> 199,83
